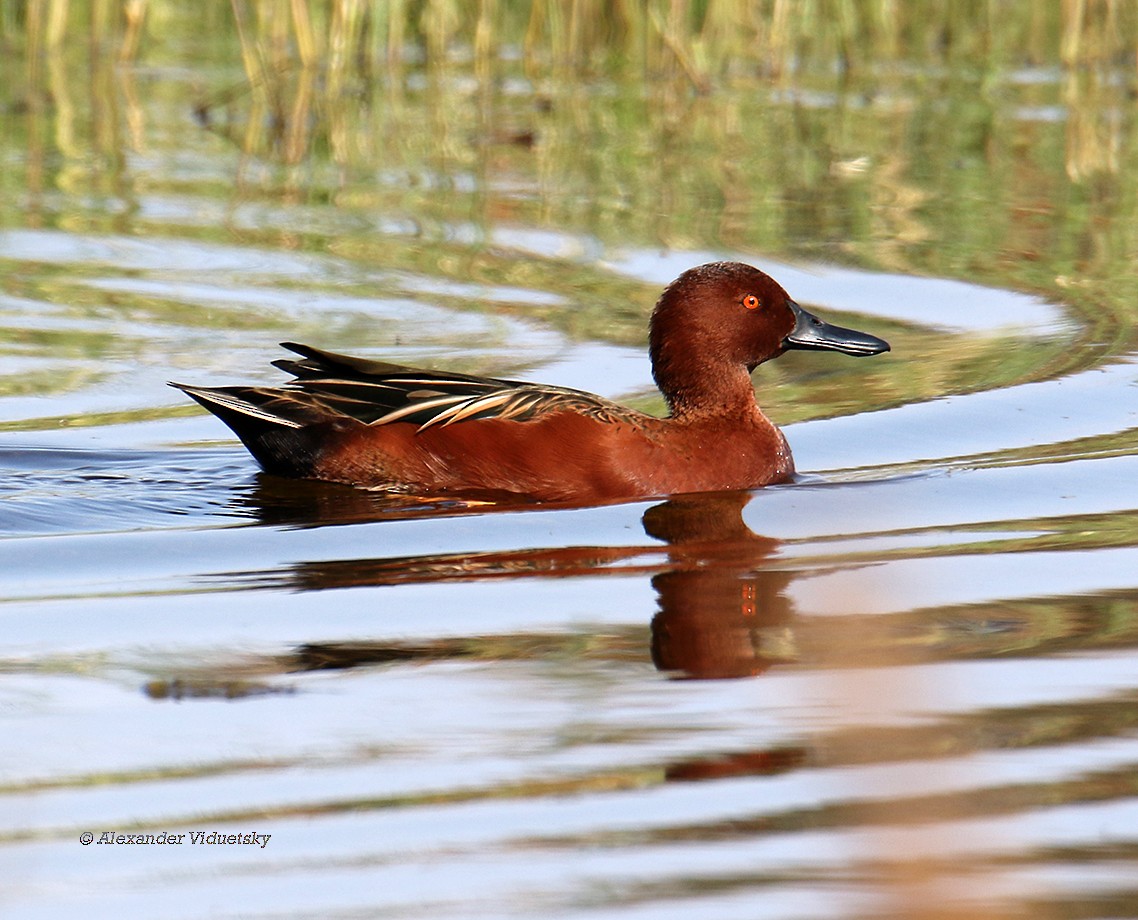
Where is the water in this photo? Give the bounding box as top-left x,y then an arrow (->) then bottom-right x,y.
3,13 -> 1138,920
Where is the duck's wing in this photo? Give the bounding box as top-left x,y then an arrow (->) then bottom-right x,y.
171,342 -> 641,432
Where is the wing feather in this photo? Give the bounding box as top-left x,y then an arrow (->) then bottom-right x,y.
175,343 -> 646,433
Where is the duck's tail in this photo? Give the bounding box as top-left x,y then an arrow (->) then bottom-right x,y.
170,382 -> 328,478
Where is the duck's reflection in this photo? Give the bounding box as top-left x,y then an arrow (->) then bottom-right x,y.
233,474 -> 487,527
236,477 -> 799,682
643,493 -> 795,679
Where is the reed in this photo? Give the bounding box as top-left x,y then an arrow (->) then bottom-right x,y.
5,0 -> 1136,74
4,1 -> 1137,327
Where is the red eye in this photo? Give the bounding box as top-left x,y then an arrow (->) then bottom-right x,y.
743,294 -> 760,310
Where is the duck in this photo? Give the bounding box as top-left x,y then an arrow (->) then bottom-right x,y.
171,261 -> 889,503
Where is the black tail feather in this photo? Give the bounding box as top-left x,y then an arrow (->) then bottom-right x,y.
170,383 -> 322,477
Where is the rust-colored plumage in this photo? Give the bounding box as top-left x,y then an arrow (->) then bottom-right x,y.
172,261 -> 889,503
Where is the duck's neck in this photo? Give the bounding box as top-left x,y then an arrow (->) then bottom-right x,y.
657,362 -> 761,421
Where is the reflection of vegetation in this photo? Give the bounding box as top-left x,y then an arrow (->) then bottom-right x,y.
790,589 -> 1138,665
1,0 -> 1137,438
789,506 -> 1138,573
0,404 -> 200,433
7,1 -> 1135,75
7,616 -> 1135,863
974,426 -> 1138,470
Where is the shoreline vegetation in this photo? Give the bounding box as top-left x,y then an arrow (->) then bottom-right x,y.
4,1 -> 1136,76
6,1 -> 1133,192
5,2 -> 1133,289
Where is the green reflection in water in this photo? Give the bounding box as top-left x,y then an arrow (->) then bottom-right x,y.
0,4 -> 1135,441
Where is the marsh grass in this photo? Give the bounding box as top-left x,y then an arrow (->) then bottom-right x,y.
6,1 -> 1136,74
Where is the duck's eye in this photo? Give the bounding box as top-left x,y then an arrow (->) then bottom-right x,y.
743,294 -> 761,310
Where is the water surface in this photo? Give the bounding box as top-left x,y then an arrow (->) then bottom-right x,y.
3,8 -> 1138,919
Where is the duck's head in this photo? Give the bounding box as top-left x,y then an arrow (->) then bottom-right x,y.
649,261 -> 890,415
